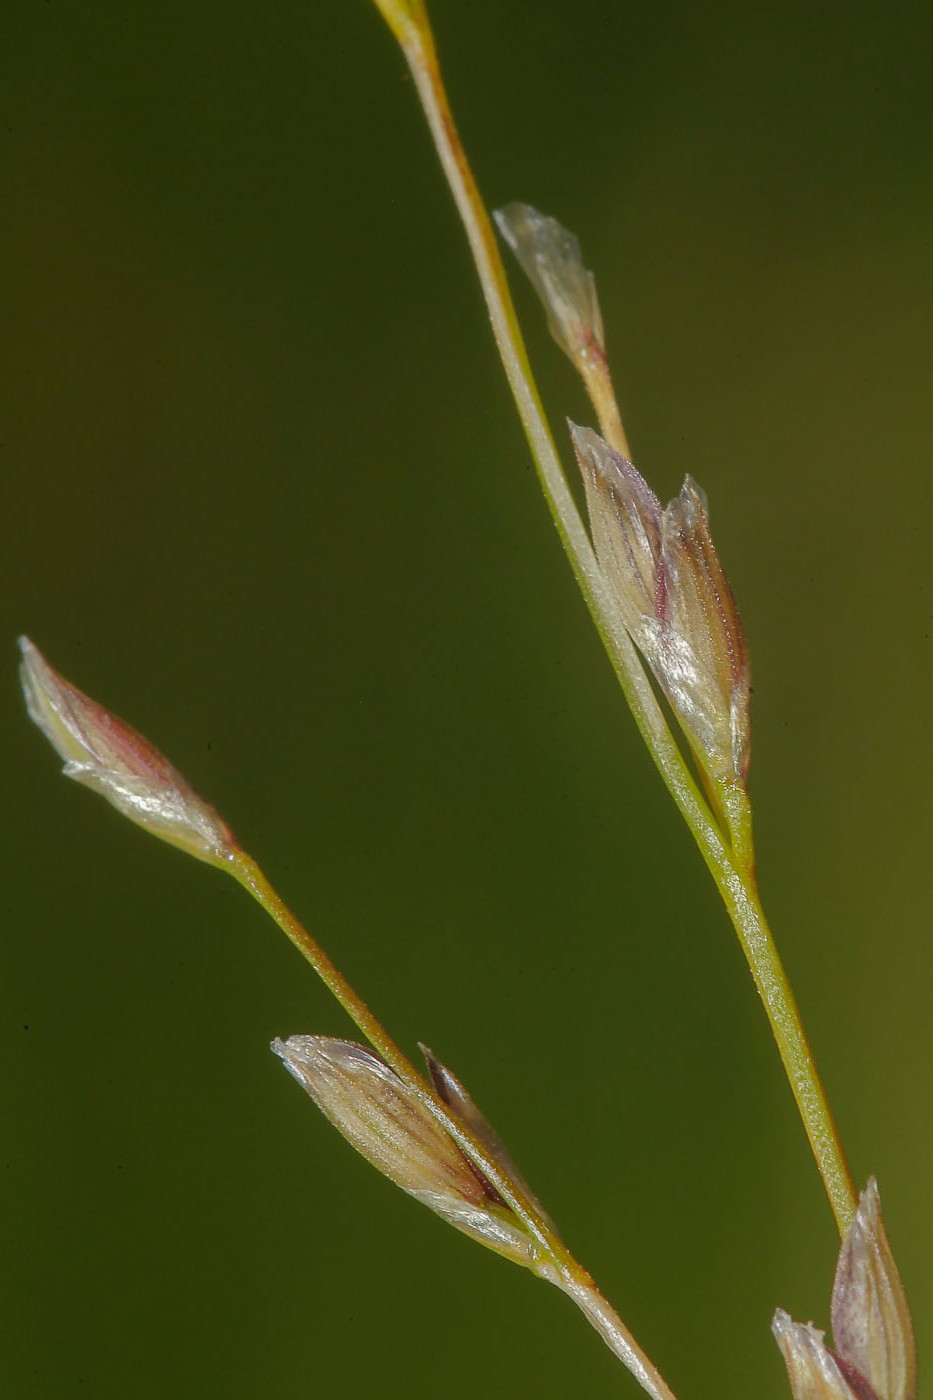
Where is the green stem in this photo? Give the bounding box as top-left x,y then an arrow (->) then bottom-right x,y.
371,0 -> 856,1236
379,6 -> 717,883
557,1275 -> 679,1400
709,850 -> 856,1235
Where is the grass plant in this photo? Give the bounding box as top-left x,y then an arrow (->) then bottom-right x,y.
15,4 -> 921,1397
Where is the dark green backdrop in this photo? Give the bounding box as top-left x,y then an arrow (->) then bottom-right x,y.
4,2 -> 932,1396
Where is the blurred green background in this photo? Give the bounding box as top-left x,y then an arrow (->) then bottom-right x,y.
3,1 -> 932,1396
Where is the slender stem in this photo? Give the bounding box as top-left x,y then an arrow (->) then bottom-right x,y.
708,855 -> 856,1234
663,794 -> 855,1234
370,0 -> 857,1235
556,1275 -> 679,1400
578,348 -> 632,461
377,5 -> 718,887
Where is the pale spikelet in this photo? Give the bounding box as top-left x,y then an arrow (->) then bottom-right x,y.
495,202 -> 605,368
421,1044 -> 554,1229
772,1312 -> 869,1400
831,1180 -> 916,1400
774,1180 -> 914,1400
273,1036 -> 539,1267
570,427 -> 750,784
19,636 -> 236,867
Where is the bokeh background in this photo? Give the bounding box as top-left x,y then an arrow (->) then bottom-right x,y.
4,2 -> 932,1396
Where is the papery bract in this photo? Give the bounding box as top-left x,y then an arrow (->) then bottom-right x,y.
273,1035 -> 539,1268
570,427 -> 750,785
495,202 -> 605,368
773,1312 -> 872,1400
831,1179 -> 916,1400
775,1181 -> 914,1400
19,636 -> 236,867
421,1043 -> 554,1228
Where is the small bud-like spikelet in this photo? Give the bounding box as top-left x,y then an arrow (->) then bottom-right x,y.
831,1180 -> 916,1400
494,202 -> 605,369
773,1313 -> 873,1400
571,426 -> 750,786
774,1180 -> 914,1400
496,203 -> 628,455
272,1036 -> 539,1268
658,476 -> 750,781
421,1044 -> 555,1229
19,637 -> 236,867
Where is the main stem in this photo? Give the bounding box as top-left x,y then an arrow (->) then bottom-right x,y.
703,837 -> 855,1234
371,0 -> 856,1235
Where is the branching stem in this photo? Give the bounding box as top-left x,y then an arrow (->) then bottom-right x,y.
370,0 -> 856,1236
231,850 -> 677,1399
